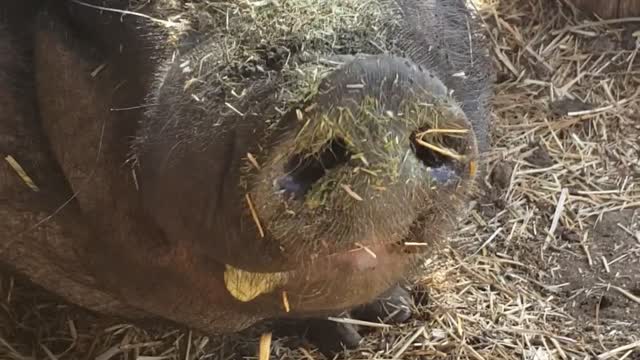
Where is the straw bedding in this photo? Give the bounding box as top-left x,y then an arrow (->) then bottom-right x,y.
1,0 -> 639,358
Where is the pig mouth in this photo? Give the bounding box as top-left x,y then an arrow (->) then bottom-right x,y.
221,203 -> 450,316
222,238 -> 419,311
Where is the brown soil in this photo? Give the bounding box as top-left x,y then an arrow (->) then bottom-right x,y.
555,210 -> 640,328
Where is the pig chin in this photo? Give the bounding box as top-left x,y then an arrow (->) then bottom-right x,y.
221,55 -> 479,314
223,194 -> 460,315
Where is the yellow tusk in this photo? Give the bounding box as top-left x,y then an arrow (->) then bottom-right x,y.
223,264 -> 289,302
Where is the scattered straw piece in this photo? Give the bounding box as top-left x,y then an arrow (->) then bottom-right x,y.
415,128 -> 469,137
259,332 -> 272,360
327,317 -> 392,329
469,160 -> 478,177
340,184 -> 364,201
70,0 -> 186,28
4,155 -> 40,192
282,291 -> 291,312
355,242 -> 377,258
247,152 -> 261,170
225,102 -> 245,116
90,63 -> 107,77
552,17 -> 640,35
391,327 -> 426,359
549,337 -> 568,360
414,137 -> 465,162
40,344 -> 58,360
596,340 -> 640,360
403,242 -> 429,247
601,256 -> 610,273
581,241 -> 593,267
566,94 -> 636,117
245,193 -> 264,237
96,345 -> 122,360
542,188 -> 569,253
609,286 -> 640,305
472,227 -> 503,256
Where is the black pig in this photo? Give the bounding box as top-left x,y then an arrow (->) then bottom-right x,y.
0,0 -> 493,353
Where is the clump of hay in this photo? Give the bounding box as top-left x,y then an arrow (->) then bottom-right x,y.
151,0 -> 391,117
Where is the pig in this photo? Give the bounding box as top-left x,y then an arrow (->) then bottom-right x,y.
0,0 -> 493,354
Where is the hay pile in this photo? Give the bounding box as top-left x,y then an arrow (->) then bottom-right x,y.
2,0 -> 639,359
139,0 -> 390,117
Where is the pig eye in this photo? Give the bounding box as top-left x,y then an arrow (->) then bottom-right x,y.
276,139 -> 350,199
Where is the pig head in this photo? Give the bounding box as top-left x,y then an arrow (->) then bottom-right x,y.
0,0 -> 493,342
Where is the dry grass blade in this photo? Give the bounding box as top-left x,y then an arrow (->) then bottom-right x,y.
596,340 -> 640,360
354,242 -> 377,258
414,128 -> 470,137
246,152 -> 261,170
70,0 -> 186,28
259,332 -> 272,360
245,193 -> 265,237
413,138 -> 465,161
609,285 -> 640,305
413,127 -> 470,161
340,184 -> 364,201
542,187 -> 569,253
282,291 -> 291,312
4,155 -> 40,192
469,160 -> 478,176
391,327 -> 425,359
327,317 -> 392,329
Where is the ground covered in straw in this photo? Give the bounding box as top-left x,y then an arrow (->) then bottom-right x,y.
2,0 -> 639,359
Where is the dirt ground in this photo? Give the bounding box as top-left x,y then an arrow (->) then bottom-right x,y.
1,0 -> 640,359
555,210 -> 639,328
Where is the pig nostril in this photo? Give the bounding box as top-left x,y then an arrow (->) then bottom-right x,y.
409,127 -> 469,170
277,139 -> 350,199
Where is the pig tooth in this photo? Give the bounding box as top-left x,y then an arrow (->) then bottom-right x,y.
223,265 -> 289,302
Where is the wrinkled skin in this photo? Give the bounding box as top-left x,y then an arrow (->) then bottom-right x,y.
0,0 -> 493,354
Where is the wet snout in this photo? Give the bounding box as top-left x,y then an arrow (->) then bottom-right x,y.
251,54 -> 478,261
275,57 -> 476,200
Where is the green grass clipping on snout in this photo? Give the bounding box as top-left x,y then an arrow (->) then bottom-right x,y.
284,95 -> 471,210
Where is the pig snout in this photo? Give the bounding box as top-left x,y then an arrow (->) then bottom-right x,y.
238,54 -> 479,313
136,50 -> 480,316
273,56 -> 476,199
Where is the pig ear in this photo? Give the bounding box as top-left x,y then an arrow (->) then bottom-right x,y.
381,0 -> 495,153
